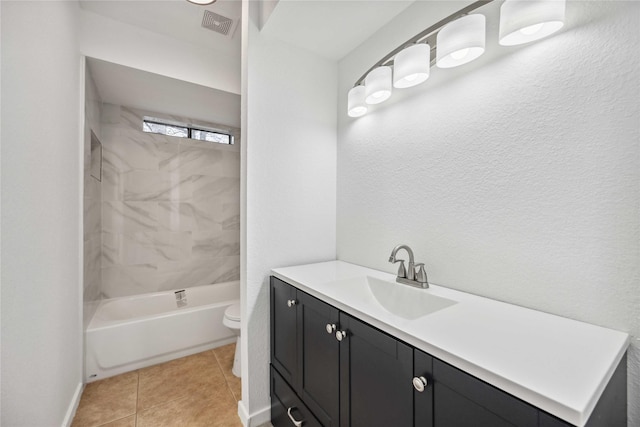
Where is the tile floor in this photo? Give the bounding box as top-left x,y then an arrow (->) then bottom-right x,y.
72,343 -> 243,427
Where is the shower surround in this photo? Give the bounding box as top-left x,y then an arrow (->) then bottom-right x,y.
100,105 -> 240,298
83,69 -> 103,326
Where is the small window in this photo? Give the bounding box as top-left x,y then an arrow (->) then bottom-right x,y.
143,120 -> 188,138
191,129 -> 232,145
143,118 -> 233,145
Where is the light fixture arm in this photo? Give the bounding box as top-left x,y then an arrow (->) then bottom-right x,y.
353,0 -> 494,87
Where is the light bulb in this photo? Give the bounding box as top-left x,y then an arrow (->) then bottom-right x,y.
450,48 -> 469,60
350,107 -> 367,117
520,23 -> 544,35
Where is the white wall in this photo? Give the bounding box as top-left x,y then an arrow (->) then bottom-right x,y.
241,0 -> 337,423
1,1 -> 83,425
79,9 -> 240,95
337,1 -> 639,424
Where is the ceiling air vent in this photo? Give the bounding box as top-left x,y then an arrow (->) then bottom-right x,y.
202,10 -> 233,36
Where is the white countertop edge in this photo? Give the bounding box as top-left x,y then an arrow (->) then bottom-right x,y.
270,264 -> 630,427
577,342 -> 629,426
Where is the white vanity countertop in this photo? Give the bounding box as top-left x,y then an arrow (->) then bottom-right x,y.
271,261 -> 629,427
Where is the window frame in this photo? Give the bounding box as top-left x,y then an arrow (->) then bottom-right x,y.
142,118 -> 234,145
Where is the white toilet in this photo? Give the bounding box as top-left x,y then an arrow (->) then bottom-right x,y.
223,302 -> 241,378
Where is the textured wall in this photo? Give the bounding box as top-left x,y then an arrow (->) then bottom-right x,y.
83,66 -> 103,328
242,0 -> 337,421
337,1 -> 639,424
1,1 -> 83,424
100,105 -> 240,298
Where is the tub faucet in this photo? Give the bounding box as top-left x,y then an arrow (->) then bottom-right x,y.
389,244 -> 429,289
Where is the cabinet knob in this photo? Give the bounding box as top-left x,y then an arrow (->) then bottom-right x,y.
412,376 -> 428,392
287,299 -> 297,308
287,407 -> 304,427
335,330 -> 347,341
326,323 -> 337,334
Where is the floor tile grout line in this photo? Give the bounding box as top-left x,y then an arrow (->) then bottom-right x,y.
135,370 -> 140,427
212,347 -> 240,401
211,347 -> 241,402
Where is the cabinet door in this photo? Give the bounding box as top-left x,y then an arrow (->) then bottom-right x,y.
339,313 -> 414,427
432,359 -> 538,427
270,277 -> 298,386
297,291 -> 340,427
414,349 -> 434,427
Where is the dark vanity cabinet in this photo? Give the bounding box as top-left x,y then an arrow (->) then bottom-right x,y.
271,277 -> 340,427
271,277 -> 416,427
271,276 -> 298,386
430,358 -> 538,427
339,313 -> 414,427
270,276 -> 626,427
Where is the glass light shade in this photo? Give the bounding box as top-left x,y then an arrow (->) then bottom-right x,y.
187,0 -> 216,4
393,44 -> 431,89
365,66 -> 393,105
499,0 -> 566,46
436,14 -> 486,69
347,86 -> 368,118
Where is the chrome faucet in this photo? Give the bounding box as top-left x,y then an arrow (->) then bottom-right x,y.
389,244 -> 429,289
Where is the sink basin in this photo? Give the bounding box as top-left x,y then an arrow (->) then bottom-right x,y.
331,276 -> 457,320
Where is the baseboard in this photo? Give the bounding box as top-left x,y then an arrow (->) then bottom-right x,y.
238,400 -> 271,427
61,382 -> 84,427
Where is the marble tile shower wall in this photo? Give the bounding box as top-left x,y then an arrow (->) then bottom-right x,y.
100,105 -> 240,298
83,69 -> 103,328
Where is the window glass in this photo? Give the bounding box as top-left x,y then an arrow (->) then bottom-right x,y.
143,119 -> 233,145
143,121 -> 188,138
192,129 -> 231,144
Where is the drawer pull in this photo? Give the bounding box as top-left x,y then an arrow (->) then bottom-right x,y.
325,323 -> 336,334
335,330 -> 347,341
287,299 -> 297,308
412,376 -> 428,392
287,407 -> 304,427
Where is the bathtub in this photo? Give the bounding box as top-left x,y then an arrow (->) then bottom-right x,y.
85,281 -> 239,382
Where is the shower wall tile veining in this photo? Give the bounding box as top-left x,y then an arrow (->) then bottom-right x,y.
100,105 -> 240,298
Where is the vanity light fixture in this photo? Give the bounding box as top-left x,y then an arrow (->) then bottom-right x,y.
347,86 -> 368,117
365,66 -> 393,105
436,14 -> 486,68
499,0 -> 566,46
393,43 -> 431,89
348,0 -> 567,117
187,0 -> 216,5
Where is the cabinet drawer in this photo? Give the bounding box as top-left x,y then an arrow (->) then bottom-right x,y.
271,365 -> 322,427
433,359 -> 538,427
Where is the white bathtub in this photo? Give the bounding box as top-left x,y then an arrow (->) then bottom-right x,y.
85,281 -> 239,382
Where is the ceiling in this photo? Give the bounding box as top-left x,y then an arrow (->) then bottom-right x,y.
80,0 -> 416,62
79,0 -> 242,57
87,58 -> 241,128
81,0 -> 416,126
262,0 -> 415,61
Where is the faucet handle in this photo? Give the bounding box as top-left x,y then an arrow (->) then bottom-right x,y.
414,263 -> 428,284
393,259 -> 407,278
